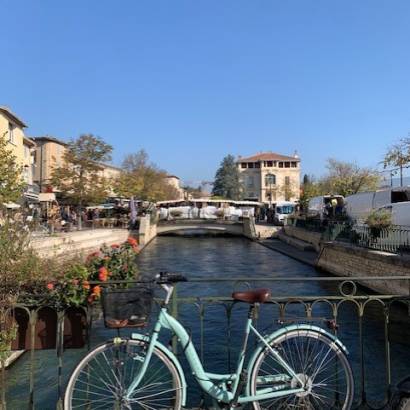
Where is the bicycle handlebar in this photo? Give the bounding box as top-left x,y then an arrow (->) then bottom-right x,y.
155,272 -> 188,284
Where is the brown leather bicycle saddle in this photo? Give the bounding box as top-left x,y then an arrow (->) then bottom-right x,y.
232,288 -> 271,304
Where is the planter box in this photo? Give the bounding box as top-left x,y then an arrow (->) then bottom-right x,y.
10,306 -> 87,350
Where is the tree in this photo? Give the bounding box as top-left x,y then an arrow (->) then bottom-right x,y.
320,159 -> 380,197
383,138 -> 410,186
300,175 -> 321,209
0,132 -> 24,205
212,155 -> 242,200
114,150 -> 180,202
51,134 -> 113,227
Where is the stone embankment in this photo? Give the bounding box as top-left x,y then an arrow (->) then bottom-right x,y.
31,228 -> 130,258
272,225 -> 410,295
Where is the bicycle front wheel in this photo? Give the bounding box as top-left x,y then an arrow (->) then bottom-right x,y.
64,338 -> 183,409
249,329 -> 354,409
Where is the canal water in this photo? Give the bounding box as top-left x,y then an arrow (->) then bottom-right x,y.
5,236 -> 410,408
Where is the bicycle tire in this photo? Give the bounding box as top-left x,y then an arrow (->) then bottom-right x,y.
249,329 -> 354,409
64,338 -> 183,409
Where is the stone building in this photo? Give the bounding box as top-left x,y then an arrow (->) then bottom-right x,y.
32,136 -> 68,192
33,136 -> 121,195
237,152 -> 301,204
165,175 -> 185,199
0,106 -> 38,201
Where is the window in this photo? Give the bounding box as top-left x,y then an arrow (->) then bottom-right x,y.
291,161 -> 297,168
285,176 -> 290,185
266,161 -> 273,167
23,166 -> 29,183
8,122 -> 15,144
247,176 -> 254,188
248,162 -> 254,168
279,162 -> 284,168
255,162 -> 260,168
241,163 -> 247,169
285,162 -> 290,168
265,174 -> 276,186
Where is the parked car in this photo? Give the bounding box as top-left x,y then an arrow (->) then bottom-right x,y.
274,201 -> 296,225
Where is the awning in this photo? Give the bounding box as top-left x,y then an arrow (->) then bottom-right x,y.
38,193 -> 56,202
3,202 -> 21,209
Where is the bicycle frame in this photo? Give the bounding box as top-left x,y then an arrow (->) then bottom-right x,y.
125,302 -> 305,404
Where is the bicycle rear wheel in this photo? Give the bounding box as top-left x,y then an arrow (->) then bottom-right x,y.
249,329 -> 354,409
64,338 -> 183,409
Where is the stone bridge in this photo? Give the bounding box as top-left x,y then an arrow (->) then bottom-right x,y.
157,219 -> 245,235
138,216 -> 256,246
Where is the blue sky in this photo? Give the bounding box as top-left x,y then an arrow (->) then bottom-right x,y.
2,0 -> 410,185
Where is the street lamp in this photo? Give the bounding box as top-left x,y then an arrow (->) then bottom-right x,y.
265,174 -> 275,208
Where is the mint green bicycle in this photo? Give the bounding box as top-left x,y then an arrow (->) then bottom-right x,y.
64,273 -> 354,409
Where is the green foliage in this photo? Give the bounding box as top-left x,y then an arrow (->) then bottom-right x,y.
383,138 -> 410,170
51,134 -> 113,207
319,159 -> 380,197
300,175 -> 322,208
366,209 -> 392,229
0,132 -> 24,204
212,155 -> 243,200
114,150 -> 181,202
0,216 -> 53,359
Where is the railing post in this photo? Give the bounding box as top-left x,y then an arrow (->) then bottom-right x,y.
384,306 -> 391,391
56,311 -> 65,410
29,310 -> 37,410
0,359 -> 5,410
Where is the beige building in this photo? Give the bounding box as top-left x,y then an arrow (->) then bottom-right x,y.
165,175 -> 185,200
0,106 -> 38,199
32,136 -> 68,192
237,152 -> 301,204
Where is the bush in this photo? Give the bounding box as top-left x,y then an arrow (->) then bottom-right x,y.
366,209 -> 392,229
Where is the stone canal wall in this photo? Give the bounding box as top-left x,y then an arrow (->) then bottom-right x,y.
284,225 -> 322,251
317,242 -> 410,295
31,229 -> 129,258
138,215 -> 157,247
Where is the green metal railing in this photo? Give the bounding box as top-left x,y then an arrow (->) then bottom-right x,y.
291,217 -> 410,254
2,276 -> 410,409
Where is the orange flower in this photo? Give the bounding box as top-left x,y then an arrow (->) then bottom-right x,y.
87,251 -> 100,261
132,245 -> 139,252
98,269 -> 108,282
92,285 -> 102,297
46,283 -> 54,290
82,280 -> 90,290
127,237 -> 138,246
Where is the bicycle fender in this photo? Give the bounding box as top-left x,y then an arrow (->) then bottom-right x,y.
131,333 -> 187,407
246,324 -> 348,395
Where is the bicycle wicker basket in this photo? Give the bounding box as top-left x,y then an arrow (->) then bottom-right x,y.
101,285 -> 153,329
